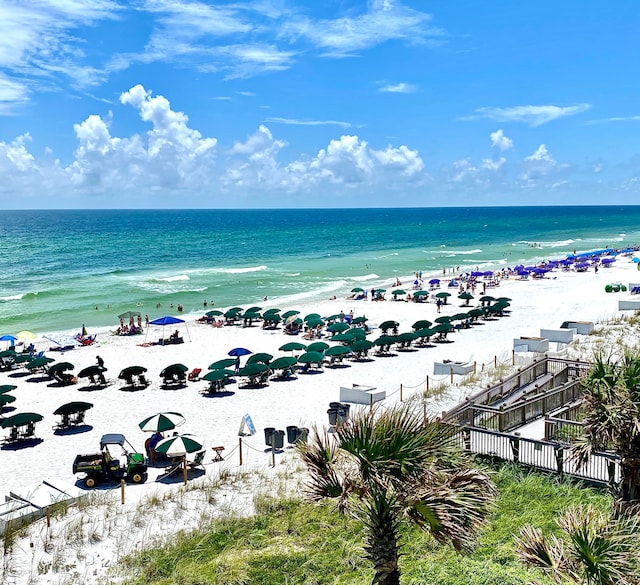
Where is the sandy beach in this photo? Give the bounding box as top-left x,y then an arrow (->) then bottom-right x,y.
1,257 -> 639,584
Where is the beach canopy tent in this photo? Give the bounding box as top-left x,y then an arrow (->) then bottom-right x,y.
0,384 -> 17,394
147,315 -> 190,343
209,358 -> 237,370
1,412 -> 43,428
279,342 -> 307,352
139,412 -> 185,433
53,401 -> 93,416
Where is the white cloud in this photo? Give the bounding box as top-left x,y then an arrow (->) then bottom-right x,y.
212,44 -> 296,79
586,115 -> 640,124
266,117 -> 352,128
282,0 -> 440,57
473,104 -> 591,127
482,157 -> 506,170
526,144 -> 553,162
490,129 -> 513,151
379,82 -> 417,93
521,144 -> 560,181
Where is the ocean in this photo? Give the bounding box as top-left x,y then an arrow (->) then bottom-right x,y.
1,206 -> 639,334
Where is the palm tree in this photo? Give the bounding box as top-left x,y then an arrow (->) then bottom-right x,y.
515,506 -> 640,585
573,349 -> 640,510
298,402 -> 495,585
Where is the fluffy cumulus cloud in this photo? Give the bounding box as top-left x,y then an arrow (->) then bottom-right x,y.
521,144 -> 561,182
490,129 -> 513,151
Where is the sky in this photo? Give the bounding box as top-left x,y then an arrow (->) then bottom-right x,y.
1,0 -> 639,209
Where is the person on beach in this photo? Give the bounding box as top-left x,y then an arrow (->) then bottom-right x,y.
145,314 -> 149,327
96,355 -> 104,369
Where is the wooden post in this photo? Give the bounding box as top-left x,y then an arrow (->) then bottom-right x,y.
425,376 -> 429,394
400,384 -> 403,402
494,355 -> 497,368
239,437 -> 243,465
46,506 -> 51,528
120,479 -> 125,505
271,435 -> 276,468
450,367 -> 454,384
183,455 -> 187,485
512,349 -> 515,365
473,361 -> 477,374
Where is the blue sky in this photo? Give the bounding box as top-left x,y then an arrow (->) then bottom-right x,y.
1,0 -> 639,209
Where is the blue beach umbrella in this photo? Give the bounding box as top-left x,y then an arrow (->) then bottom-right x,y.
228,347 -> 252,357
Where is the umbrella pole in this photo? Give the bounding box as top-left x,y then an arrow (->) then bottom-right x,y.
183,455 -> 187,485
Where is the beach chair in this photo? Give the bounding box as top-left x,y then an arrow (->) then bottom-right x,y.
188,450 -> 206,469
188,368 -> 202,381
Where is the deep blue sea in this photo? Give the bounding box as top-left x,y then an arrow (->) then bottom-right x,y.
1,207 -> 639,334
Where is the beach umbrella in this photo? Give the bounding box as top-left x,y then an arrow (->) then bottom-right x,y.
324,345 -> 351,357
451,313 -> 470,321
633,257 -> 640,264
26,356 -> 55,370
247,353 -> 273,365
374,288 -> 386,293
242,310 -> 261,320
237,363 -> 268,377
205,310 -> 223,317
297,351 -> 324,364
118,311 -> 141,320
279,341 -> 307,352
468,308 -> 485,318
414,328 -> 435,339
435,292 -> 451,298
246,306 -> 262,313
0,394 -> 16,406
270,356 -> 298,370
155,434 -> 204,457
304,313 -> 321,322
281,310 -> 300,320
352,339 -> 374,352
138,412 -> 186,433
374,335 -> 397,346
306,317 -> 325,328
351,316 -> 368,324
262,308 -> 281,316
496,297 -> 511,302
47,362 -> 74,375
0,349 -> 17,358
224,309 -> 240,319
307,341 -> 329,353
412,319 -> 432,331
433,323 -> 454,333
428,279 -> 440,285
208,358 -> 237,370
160,363 -> 188,378
202,369 -> 229,382
391,289 -> 406,296
13,354 -> 32,364
16,331 -> 37,340
331,333 -> 355,343
479,295 -> 495,303
1,412 -> 43,428
350,287 -> 364,293
435,315 -> 452,323
53,401 -> 93,416
118,365 -> 147,379
228,347 -> 252,357
345,328 -> 365,340
0,335 -> 17,343
78,364 -> 107,378
0,384 -> 17,394
327,322 -> 350,333
379,320 -> 399,332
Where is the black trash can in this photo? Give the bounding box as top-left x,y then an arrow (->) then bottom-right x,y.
339,403 -> 351,418
264,427 -> 275,447
287,425 -> 299,444
327,408 -> 338,425
298,427 -> 309,444
272,429 -> 285,450
329,402 -> 342,409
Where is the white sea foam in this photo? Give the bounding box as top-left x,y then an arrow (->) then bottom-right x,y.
155,274 -> 190,282
0,293 -> 25,301
424,249 -> 482,255
350,273 -> 379,282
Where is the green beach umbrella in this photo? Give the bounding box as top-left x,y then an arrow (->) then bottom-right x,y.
246,353 -> 273,365
47,362 -> 74,375
1,412 -> 43,428
412,319 -> 432,330
281,310 -> 300,320
306,341 -> 329,353
351,287 -> 364,293
139,411 -> 186,433
0,349 -> 16,358
118,365 -> 147,379
297,351 -> 324,364
160,363 -> 188,378
391,289 -> 406,296
78,364 -> 107,378
346,328 -> 366,340
331,333 -> 355,343
279,342 -> 307,352
303,313 -> 321,322
202,369 -> 229,382
305,317 -> 325,328
26,356 -> 55,370
53,401 -> 93,416
379,320 -> 399,332
208,358 -> 237,370
205,310 -> 223,317
324,345 -> 351,357
237,363 -> 269,377
413,290 -> 429,297
351,316 -> 368,324
0,384 -> 18,394
327,322 -> 350,333
0,394 -> 16,406
155,434 -> 204,457
269,356 -> 298,370
374,335 -> 397,346
435,315 -> 452,323
352,339 -> 374,352
414,328 -> 435,339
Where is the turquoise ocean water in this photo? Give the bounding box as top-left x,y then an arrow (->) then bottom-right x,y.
1,207 -> 639,334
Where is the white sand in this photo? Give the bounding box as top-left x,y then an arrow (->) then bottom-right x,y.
1,259 -> 639,584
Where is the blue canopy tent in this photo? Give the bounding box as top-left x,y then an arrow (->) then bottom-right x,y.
145,315 -> 191,344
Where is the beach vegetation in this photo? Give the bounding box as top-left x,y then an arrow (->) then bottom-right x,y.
573,348 -> 640,512
297,402 -> 495,584
117,463 -> 611,585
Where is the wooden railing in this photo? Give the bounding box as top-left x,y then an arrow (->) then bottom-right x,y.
458,426 -> 620,487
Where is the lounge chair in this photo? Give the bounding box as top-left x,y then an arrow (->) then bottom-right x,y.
188,368 -> 202,381
188,450 -> 206,469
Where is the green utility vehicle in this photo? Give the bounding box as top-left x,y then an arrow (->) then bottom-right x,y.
73,433 -> 148,488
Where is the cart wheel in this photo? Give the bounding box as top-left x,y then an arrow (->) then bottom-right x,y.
85,476 -> 97,489
129,470 -> 146,484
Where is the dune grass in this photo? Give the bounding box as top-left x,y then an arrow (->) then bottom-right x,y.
118,462 -> 611,585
